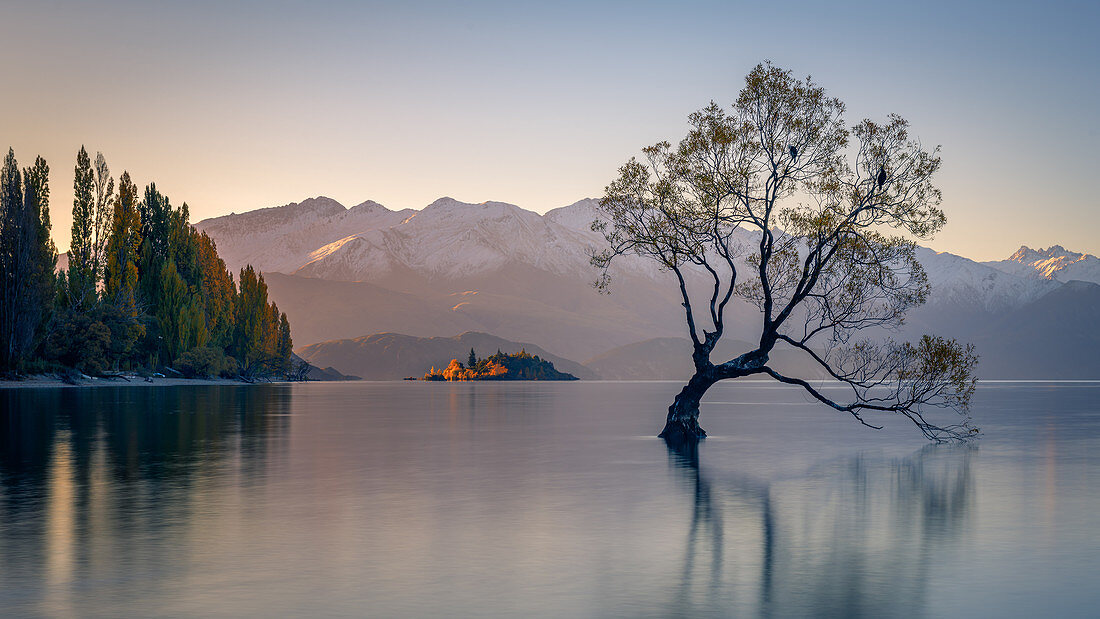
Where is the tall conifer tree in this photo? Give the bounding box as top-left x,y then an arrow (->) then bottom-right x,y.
23,156 -> 56,355
104,171 -> 141,317
92,152 -> 114,284
0,149 -> 23,369
69,146 -> 96,308
0,151 -> 54,369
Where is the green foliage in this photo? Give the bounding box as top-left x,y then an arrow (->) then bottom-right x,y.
194,231 -> 235,348
427,349 -> 578,381
68,146 -> 97,309
486,349 -> 578,380
91,152 -> 114,285
8,146 -> 294,380
155,259 -> 190,361
104,171 -> 142,318
43,308 -> 113,375
594,62 -> 977,441
23,155 -> 57,357
232,265 -> 293,377
176,346 -> 237,378
0,149 -> 56,371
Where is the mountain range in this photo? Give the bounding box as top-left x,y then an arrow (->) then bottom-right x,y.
196,196 -> 1100,380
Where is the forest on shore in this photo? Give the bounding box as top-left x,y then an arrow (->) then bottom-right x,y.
0,146 -> 295,380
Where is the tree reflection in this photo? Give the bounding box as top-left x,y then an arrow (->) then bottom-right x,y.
666,439 -> 975,616
0,385 -> 291,615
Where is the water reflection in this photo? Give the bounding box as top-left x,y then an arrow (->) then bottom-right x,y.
666,440 -> 974,617
0,386 -> 290,616
1,382 -> 1092,617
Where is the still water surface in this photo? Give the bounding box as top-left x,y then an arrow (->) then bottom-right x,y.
1,381 -> 1098,617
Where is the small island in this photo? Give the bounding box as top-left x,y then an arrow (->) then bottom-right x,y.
422,348 -> 578,381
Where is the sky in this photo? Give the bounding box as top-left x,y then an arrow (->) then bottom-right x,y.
1,0 -> 1097,261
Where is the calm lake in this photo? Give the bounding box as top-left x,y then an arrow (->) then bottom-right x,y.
1,381 -> 1098,617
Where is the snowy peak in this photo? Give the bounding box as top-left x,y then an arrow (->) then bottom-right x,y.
987,244 -> 1100,285
917,247 -> 1058,312
419,197 -> 532,219
194,195 -> 411,275
544,198 -> 603,233
349,199 -> 388,212
196,193 -> 1092,314
1008,245 -> 1044,264
294,196 -> 347,216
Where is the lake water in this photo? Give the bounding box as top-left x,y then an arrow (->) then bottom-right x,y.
1,381 -> 1098,617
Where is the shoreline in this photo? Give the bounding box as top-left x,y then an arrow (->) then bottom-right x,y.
0,375 -> 291,390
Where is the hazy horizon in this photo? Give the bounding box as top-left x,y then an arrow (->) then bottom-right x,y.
3,0 -> 1097,261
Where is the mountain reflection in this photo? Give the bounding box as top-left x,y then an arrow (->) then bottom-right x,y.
666,440 -> 975,617
0,386 -> 290,616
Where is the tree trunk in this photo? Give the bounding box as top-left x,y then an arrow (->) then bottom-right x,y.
659,370 -> 717,443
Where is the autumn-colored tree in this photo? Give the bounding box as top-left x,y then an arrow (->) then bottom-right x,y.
104,171 -> 142,317
232,265 -> 292,377
193,231 -> 236,348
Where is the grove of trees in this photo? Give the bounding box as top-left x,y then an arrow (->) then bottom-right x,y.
0,145 -> 294,379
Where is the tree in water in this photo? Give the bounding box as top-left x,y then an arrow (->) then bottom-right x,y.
592,62 -> 978,443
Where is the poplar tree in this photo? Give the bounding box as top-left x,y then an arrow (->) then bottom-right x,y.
277,314 -> 292,370
104,171 -> 142,317
92,152 -> 114,284
0,149 -> 23,369
194,231 -> 235,348
0,151 -> 54,369
68,146 -> 96,308
233,265 -> 267,373
23,156 -> 56,352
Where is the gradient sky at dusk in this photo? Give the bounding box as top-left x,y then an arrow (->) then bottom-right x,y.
2,0 -> 1097,260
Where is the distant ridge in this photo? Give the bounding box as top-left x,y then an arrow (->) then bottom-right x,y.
197,196 -> 1100,379
297,331 -> 598,381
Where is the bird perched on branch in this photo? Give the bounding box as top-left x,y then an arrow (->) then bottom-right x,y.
788,145 -> 798,161
876,165 -> 887,188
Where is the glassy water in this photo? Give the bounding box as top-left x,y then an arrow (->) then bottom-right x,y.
1,381 -> 1098,617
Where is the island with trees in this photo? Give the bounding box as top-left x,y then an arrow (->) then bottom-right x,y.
0,146 -> 296,382
422,348 -> 578,381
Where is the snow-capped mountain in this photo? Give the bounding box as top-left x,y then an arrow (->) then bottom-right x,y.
916,247 -> 1058,313
198,196 -> 658,285
194,196 -> 1097,378
199,195 -> 1055,314
195,196 -> 415,275
983,245 -> 1100,285
295,197 -> 603,281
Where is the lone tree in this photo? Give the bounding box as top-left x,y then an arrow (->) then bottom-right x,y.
592,62 -> 978,443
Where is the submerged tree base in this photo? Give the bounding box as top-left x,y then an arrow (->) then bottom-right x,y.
658,374 -> 713,442
658,407 -> 707,443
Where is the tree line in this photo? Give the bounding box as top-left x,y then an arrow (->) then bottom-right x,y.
0,145 -> 294,379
